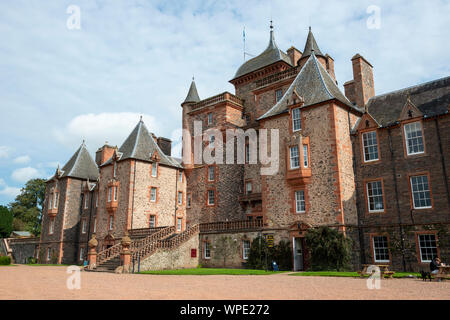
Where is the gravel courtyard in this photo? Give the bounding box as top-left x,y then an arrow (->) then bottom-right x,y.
1,265 -> 449,300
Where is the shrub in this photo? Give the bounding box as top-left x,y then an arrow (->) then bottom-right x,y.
305,226 -> 352,271
27,257 -> 37,264
0,256 -> 11,265
246,236 -> 292,271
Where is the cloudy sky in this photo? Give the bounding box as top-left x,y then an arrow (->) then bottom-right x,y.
0,0 -> 449,204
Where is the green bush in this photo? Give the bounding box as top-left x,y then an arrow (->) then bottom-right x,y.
246,236 -> 292,271
27,257 -> 37,264
305,226 -> 352,271
0,256 -> 11,265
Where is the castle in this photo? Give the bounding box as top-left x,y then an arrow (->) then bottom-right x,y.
7,26 -> 449,272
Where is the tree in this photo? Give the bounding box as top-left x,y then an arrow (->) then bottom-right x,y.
246,236 -> 293,271
213,236 -> 239,267
0,205 -> 13,238
305,226 -> 352,271
9,178 -> 46,236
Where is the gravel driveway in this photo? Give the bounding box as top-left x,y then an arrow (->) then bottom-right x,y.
1,265 -> 449,300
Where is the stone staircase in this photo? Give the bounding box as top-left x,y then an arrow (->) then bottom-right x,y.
87,226 -> 176,273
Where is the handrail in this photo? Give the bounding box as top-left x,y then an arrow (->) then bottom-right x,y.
199,219 -> 263,233
97,242 -> 122,265
130,226 -> 175,251
132,225 -> 200,261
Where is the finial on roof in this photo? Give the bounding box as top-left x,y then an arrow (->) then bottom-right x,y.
82,139 -> 85,146
309,26 -> 311,31
139,115 -> 143,122
192,75 -> 195,81
270,20 -> 273,30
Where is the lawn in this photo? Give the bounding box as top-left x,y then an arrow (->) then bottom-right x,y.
289,271 -> 421,278
139,268 -> 287,275
27,264 -> 71,266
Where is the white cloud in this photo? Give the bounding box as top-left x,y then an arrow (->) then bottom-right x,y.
0,186 -> 21,198
13,155 -> 31,164
0,146 -> 11,159
53,112 -> 161,153
11,167 -> 42,182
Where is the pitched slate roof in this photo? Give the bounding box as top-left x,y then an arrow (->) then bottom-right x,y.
258,52 -> 357,120
366,76 -> 450,127
232,28 -> 292,80
113,119 -> 182,168
59,142 -> 99,180
183,80 -> 200,104
300,27 -> 325,59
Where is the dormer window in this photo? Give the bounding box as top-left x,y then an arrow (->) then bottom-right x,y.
404,121 -> 424,155
292,108 -> 301,131
108,187 -> 112,202
114,186 -> 118,201
53,192 -> 58,209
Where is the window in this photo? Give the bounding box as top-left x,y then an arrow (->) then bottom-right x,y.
290,146 -> 300,169
362,131 -> 379,162
303,144 -> 309,168
149,215 -> 156,228
108,215 -> 114,230
49,218 -> 54,234
81,219 -> 87,234
47,248 -> 51,261
243,240 -> 250,260
372,236 -> 389,263
177,218 -> 182,232
53,192 -> 58,209
93,218 -> 97,233
275,89 -> 283,102
79,247 -> 84,261
84,194 -> 88,209
207,113 -> 213,125
246,182 -> 252,194
209,135 -> 215,144
207,190 -> 215,206
95,193 -> 98,207
150,187 -> 157,202
410,175 -> 431,209
113,162 -> 117,177
245,144 -> 250,164
151,162 -> 158,177
179,171 -> 183,183
366,181 -> 384,212
178,191 -> 183,205
418,234 -> 438,263
49,193 -> 53,209
187,194 -> 191,208
404,122 -> 424,155
208,166 -> 215,181
204,242 -> 211,259
245,114 -> 251,124
114,186 -> 118,201
295,190 -> 305,213
108,187 -> 112,202
292,107 -> 301,131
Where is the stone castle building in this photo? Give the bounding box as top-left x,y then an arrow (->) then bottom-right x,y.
8,26 -> 449,272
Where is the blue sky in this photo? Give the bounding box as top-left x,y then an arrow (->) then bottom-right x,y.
0,0 -> 449,205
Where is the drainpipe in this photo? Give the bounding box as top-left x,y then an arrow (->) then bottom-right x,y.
387,127 -> 407,272
174,169 -> 178,230
85,184 -> 95,258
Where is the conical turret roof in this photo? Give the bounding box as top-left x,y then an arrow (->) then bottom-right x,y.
301,27 -> 324,59
59,142 -> 99,180
232,26 -> 292,80
183,79 -> 200,104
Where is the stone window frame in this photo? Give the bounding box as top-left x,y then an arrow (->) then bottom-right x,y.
147,214 -> 157,228
408,172 -> 433,210
242,239 -> 251,260
84,192 -> 89,209
79,247 -> 85,262
290,188 -> 310,215
275,88 -> 283,103
149,186 -> 159,203
48,217 -> 55,235
177,217 -> 183,232
186,193 -> 191,208
364,178 -> 386,214
244,179 -> 253,194
291,107 -> 302,132
360,129 -> 380,163
206,165 -> 218,182
108,215 -> 114,231
207,112 -> 214,126
46,247 -> 51,261
402,120 -> 426,157
289,145 -> 300,169
93,217 -> 97,233
81,218 -> 87,234
203,240 -> 211,259
206,188 -> 216,207
151,161 -> 159,178
178,191 -> 184,206
369,233 -> 391,264
415,231 -> 439,264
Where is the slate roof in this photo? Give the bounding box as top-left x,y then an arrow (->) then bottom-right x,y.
258,52 -> 358,120
300,27 -> 325,60
366,76 -> 450,127
57,142 -> 99,180
110,120 -> 182,168
183,80 -> 200,104
232,28 -> 292,80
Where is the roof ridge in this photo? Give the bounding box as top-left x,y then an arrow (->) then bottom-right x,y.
67,144 -> 83,177
311,52 -> 333,100
368,76 -> 450,102
130,121 -> 142,158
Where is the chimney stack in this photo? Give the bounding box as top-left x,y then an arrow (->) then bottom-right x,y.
346,54 -> 375,108
95,143 -> 115,166
157,137 -> 172,156
287,46 -> 302,66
